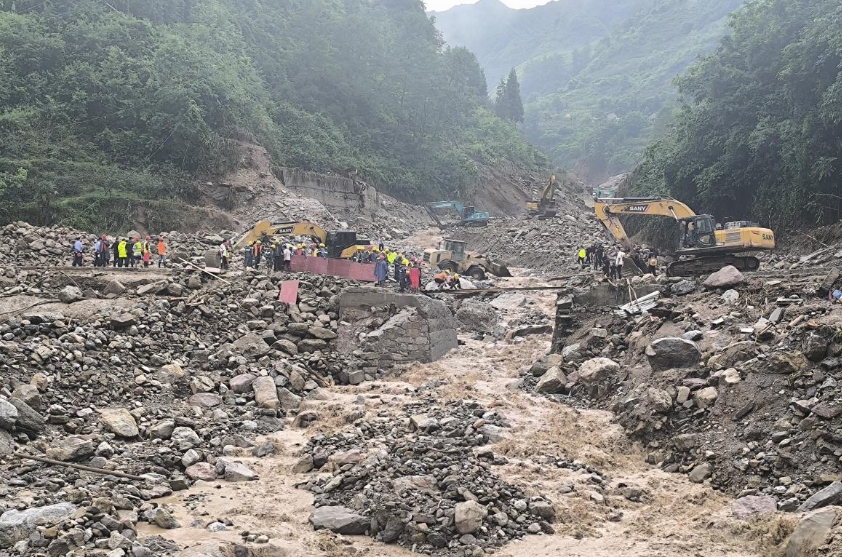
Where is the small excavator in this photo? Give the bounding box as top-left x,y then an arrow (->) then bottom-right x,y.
594,197 -> 776,276
526,175 -> 561,219
425,201 -> 489,228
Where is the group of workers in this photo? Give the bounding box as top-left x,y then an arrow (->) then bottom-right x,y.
241,239 -> 299,271
433,269 -> 463,290
72,236 -> 168,268
577,243 -> 661,280
373,249 -> 422,292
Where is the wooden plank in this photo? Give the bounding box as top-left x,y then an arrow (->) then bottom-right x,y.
279,280 -> 299,304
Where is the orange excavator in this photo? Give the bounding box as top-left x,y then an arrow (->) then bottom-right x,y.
594,197 -> 776,276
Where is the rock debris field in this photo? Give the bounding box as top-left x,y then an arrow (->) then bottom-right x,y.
2,207 -> 842,557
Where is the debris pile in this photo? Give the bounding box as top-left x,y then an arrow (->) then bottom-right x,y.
528,269 -> 842,513
0,269 -> 366,555
297,399 -> 557,556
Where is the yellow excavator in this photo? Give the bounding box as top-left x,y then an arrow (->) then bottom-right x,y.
594,197 -> 776,276
526,175 -> 561,219
233,220 -> 370,259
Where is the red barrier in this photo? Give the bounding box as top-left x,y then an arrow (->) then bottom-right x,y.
289,255 -> 376,282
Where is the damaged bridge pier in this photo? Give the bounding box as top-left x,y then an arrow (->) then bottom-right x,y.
337,288 -> 459,380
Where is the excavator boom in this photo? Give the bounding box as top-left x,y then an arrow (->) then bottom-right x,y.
594,197 -> 775,277
234,220 -> 327,250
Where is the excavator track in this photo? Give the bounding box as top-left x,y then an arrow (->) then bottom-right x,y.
667,255 -> 761,277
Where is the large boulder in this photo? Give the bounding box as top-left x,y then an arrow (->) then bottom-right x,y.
703,265 -> 745,289
797,482 -> 842,512
455,301 -> 499,333
577,358 -> 620,386
784,507 -> 838,557
229,373 -> 257,394
9,398 -> 44,435
535,367 -> 567,394
100,408 -> 138,438
46,437 -> 95,462
309,506 -> 368,535
646,338 -> 701,371
454,500 -> 488,534
0,398 -> 18,431
224,462 -> 259,482
0,503 -> 77,546
58,286 -> 83,304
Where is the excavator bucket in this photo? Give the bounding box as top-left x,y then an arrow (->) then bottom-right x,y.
488,260 -> 512,278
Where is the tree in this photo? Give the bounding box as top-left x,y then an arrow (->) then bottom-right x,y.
494,68 -> 524,123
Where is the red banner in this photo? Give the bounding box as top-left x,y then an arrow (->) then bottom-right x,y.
289,255 -> 376,282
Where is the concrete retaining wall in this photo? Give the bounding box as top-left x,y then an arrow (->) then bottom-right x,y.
337,288 -> 458,374
278,168 -> 380,213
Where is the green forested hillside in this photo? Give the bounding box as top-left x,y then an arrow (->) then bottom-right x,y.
432,0 -> 744,179
0,0 -> 544,230
626,0 -> 842,229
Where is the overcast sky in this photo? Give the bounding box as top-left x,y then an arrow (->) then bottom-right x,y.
426,0 -> 556,11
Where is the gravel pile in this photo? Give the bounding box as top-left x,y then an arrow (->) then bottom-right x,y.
296,399 -> 557,556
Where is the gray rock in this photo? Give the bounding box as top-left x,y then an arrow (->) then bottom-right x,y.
278,387 -> 302,411
454,500 -> 487,534
703,265 -> 745,289
46,437 -> 94,461
148,420 -> 176,440
293,455 -> 314,474
693,387 -> 718,410
109,314 -> 137,329
229,373 -> 257,394
185,462 -> 217,481
252,377 -> 280,410
803,332 -> 829,362
784,508 -> 838,557
187,393 -> 222,408
455,302 -> 498,333
721,289 -> 739,304
535,366 -> 567,394
645,387 -> 673,413
682,330 -> 703,341
224,462 -> 258,482
577,357 -> 620,385
102,280 -> 126,296
0,503 -> 77,546
645,337 -> 701,371
688,462 -> 711,483
152,508 -> 179,529
11,384 -> 40,409
309,506 -> 368,535
671,280 -> 697,296
796,481 -> 842,512
171,427 -> 201,447
58,285 -> 83,303
309,327 -> 338,340
8,398 -> 44,434
0,398 -> 19,431
0,430 -> 13,455
529,500 -> 556,522
100,408 -> 138,438
732,495 -> 777,519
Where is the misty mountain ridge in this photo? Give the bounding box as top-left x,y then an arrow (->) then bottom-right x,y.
432,0 -> 746,179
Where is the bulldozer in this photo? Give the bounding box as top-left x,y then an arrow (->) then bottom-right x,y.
593,197 -> 776,277
423,239 -> 511,280
526,175 -> 561,219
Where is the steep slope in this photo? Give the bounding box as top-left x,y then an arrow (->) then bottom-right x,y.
432,0 -> 745,180
0,0 -> 544,231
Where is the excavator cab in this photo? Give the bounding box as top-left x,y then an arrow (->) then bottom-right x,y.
678,215 -> 717,250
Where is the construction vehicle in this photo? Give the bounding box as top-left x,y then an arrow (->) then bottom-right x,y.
423,239 -> 511,280
593,197 -> 776,277
425,201 -> 489,228
526,175 -> 561,219
233,220 -> 370,259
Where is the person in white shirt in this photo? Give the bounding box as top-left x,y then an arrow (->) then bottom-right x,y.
283,245 -> 292,271
615,250 -> 625,279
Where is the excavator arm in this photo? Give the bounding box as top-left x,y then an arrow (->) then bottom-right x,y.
233,220 -> 326,250
593,197 -> 697,250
